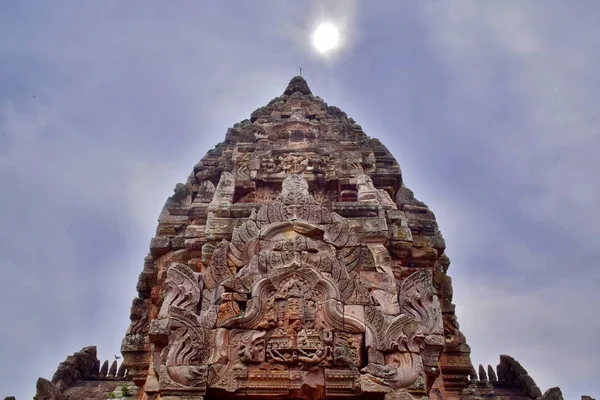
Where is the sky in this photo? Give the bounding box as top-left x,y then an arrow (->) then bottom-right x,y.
1,1 -> 598,399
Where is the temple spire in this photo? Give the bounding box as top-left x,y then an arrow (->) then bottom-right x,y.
283,75 -> 312,96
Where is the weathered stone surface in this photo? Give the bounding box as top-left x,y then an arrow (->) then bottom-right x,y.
34,378 -> 63,400
542,387 -> 564,400
150,236 -> 171,257
29,76 -> 568,400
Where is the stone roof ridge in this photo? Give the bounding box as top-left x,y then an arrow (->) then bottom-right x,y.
463,355 -> 565,400
32,346 -> 131,399
283,75 -> 312,96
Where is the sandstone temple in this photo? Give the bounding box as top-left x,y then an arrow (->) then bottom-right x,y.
22,77 -> 579,400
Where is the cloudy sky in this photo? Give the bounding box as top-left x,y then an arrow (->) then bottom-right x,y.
1,1 -> 598,399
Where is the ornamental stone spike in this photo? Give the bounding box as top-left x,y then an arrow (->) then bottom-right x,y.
98,360 -> 109,378
108,360 -> 117,377
117,362 -> 126,378
488,364 -> 498,382
478,364 -> 488,381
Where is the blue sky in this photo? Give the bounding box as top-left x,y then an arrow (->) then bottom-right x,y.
1,1 -> 598,399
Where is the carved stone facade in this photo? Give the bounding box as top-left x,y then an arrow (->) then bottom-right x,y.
26,77 -> 574,400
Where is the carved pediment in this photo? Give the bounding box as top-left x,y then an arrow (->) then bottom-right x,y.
147,175 -> 443,398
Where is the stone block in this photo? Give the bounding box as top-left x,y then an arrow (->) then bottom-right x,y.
206,217 -> 238,239
184,238 -> 205,257
150,237 -> 171,257
184,224 -> 205,238
170,235 -> 186,250
148,318 -> 170,345
410,246 -> 438,267
188,203 -> 209,219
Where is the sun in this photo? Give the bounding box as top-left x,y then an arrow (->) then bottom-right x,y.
312,22 -> 340,54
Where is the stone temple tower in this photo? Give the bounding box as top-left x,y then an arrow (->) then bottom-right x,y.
30,77 -> 568,400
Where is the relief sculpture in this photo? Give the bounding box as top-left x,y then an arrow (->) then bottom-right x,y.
146,175 -> 443,398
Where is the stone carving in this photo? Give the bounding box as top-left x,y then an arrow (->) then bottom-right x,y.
278,173 -> 313,205
399,269 -> 444,382
356,174 -> 398,210
195,180 -> 215,203
212,171 -> 235,204
159,262 -> 203,317
362,352 -> 422,389
357,269 -> 446,390
333,332 -> 362,370
159,365 -> 208,392
261,152 -> 333,174
238,330 -> 266,364
204,240 -> 232,290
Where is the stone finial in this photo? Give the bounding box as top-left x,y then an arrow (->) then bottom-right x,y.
496,361 -> 506,381
356,174 -> 379,203
277,174 -> 314,205
487,364 -> 497,382
108,360 -> 118,377
284,76 -> 312,96
99,360 -> 109,377
171,182 -> 191,203
117,362 -> 126,378
195,180 -> 216,203
478,364 -> 488,381
211,171 -> 235,205
5,396 -> 16,400
469,367 -> 478,381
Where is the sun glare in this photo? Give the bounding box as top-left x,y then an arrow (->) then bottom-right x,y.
312,22 -> 340,54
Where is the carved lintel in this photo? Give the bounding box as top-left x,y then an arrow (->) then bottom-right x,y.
159,365 -> 208,394
360,374 -> 392,393
324,369 -> 360,395
209,365 -> 248,392
385,390 -> 417,400
247,367 -> 291,391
